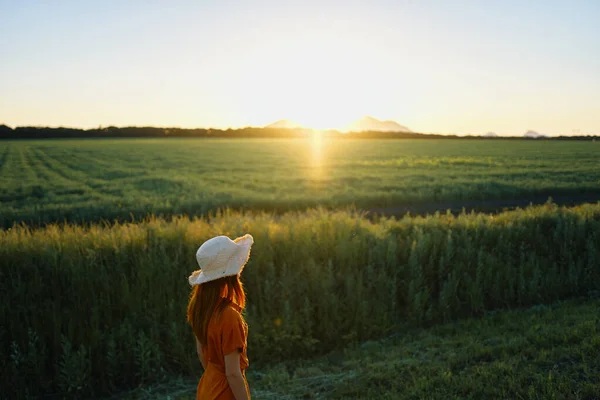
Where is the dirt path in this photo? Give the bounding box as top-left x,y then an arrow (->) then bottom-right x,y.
365,193 -> 600,218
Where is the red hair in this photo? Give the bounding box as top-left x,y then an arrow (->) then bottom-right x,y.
187,275 -> 246,346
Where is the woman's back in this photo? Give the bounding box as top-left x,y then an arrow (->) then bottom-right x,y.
205,303 -> 249,372
196,303 -> 250,399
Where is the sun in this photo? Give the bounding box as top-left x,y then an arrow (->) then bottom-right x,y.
288,102 -> 357,131
302,114 -> 347,131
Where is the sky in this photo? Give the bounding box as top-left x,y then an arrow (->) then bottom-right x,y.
1,0 -> 599,135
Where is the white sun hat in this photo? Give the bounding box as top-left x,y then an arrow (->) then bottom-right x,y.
188,234 -> 254,286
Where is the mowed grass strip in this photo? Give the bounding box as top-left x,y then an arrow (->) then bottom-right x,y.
122,297 -> 600,400
2,138 -> 600,226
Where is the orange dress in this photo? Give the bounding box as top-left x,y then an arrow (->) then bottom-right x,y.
196,303 -> 250,399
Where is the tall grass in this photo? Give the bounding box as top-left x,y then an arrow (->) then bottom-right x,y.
2,202 -> 600,398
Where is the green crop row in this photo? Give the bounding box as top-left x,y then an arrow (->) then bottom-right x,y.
2,139 -> 600,226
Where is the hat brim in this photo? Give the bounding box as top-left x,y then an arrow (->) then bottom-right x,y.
188,234 -> 253,286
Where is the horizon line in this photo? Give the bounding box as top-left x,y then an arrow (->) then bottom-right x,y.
2,123 -> 598,137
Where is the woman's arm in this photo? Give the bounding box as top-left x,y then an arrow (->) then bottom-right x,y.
195,337 -> 206,370
224,351 -> 249,400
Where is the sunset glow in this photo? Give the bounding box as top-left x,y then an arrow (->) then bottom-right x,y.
1,1 -> 599,135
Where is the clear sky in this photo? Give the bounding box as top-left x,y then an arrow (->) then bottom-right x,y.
1,0 -> 599,135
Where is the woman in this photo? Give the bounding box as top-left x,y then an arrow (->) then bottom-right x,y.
187,234 -> 253,400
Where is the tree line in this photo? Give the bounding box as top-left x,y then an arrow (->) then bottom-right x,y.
0,124 -> 597,140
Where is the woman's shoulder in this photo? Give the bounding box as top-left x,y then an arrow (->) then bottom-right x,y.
217,302 -> 244,325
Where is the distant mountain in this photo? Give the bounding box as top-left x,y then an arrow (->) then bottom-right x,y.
523,130 -> 545,139
345,116 -> 411,133
265,119 -> 303,129
483,132 -> 498,137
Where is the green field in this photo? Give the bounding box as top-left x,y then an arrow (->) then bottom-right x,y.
126,297 -> 600,399
2,204 -> 600,398
2,138 -> 600,226
2,138 -> 600,399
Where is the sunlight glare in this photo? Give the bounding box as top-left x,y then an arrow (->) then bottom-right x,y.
309,130 -> 325,182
